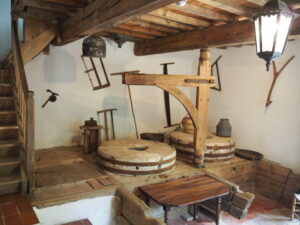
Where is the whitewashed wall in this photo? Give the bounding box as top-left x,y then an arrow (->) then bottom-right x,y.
25,38 -> 300,173
34,196 -> 118,225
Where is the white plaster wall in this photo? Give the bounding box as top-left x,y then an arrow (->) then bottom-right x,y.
34,196 -> 118,225
209,41 -> 300,173
25,38 -> 300,172
25,39 -> 199,149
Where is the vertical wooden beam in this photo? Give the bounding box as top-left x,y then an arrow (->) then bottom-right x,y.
26,91 -> 35,195
194,48 -> 211,167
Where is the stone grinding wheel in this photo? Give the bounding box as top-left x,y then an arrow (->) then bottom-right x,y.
97,139 -> 176,176
168,132 -> 235,163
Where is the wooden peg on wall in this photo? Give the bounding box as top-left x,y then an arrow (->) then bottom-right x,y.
266,55 -> 295,107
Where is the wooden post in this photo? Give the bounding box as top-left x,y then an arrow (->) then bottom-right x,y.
26,91 -> 35,195
193,48 -> 211,167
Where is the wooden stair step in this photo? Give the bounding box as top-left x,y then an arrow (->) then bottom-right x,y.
0,124 -> 18,130
0,156 -> 20,166
0,96 -> 15,100
0,139 -> 19,148
0,174 -> 22,186
0,83 -> 12,87
0,110 -> 16,115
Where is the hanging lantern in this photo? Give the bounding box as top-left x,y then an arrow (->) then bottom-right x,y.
253,0 -> 297,71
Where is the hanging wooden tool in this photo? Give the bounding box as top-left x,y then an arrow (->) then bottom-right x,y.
97,108 -> 117,141
81,36 -> 110,90
111,49 -> 215,168
266,55 -> 295,107
160,62 -> 178,128
111,71 -> 140,139
211,55 -> 222,92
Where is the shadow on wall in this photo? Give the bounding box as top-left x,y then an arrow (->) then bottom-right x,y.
43,49 -> 77,83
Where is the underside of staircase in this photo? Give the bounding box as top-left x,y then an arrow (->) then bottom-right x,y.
0,69 -> 25,195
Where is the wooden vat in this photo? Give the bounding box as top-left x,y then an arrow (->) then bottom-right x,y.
97,139 -> 176,176
168,131 -> 235,163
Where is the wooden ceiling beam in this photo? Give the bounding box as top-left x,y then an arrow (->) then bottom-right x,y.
117,24 -> 168,37
167,3 -> 234,22
194,0 -> 256,17
59,0 -> 180,45
137,14 -> 196,30
134,17 -> 300,55
104,28 -> 156,39
18,0 -> 78,15
149,8 -> 211,27
14,7 -> 69,23
43,0 -> 86,7
127,20 -> 181,34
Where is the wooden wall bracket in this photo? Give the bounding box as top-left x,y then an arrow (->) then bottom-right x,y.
266,56 -> 295,107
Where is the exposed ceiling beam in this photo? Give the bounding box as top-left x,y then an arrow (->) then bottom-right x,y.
149,8 -> 212,27
167,3 -> 234,22
127,20 -> 181,34
19,0 -> 78,14
137,14 -> 196,30
117,24 -> 168,37
59,0 -> 180,45
134,18 -> 300,56
194,0 -> 256,17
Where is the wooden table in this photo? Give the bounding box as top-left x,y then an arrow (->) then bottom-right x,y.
139,174 -> 229,224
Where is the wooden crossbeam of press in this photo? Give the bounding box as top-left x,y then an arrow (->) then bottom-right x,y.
122,74 -> 215,87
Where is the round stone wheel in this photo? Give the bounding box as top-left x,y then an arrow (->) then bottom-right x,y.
168,131 -> 235,163
97,139 -> 176,176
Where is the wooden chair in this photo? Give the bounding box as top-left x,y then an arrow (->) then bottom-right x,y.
291,192 -> 300,221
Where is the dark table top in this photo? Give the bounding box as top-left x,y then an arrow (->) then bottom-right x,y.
139,174 -> 229,207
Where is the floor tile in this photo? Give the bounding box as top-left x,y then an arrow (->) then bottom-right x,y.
4,214 -> 22,225
1,203 -> 18,216
17,201 -> 34,213
82,219 -> 93,225
20,211 -> 40,225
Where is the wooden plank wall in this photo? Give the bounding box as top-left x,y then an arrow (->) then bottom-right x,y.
256,159 -> 300,207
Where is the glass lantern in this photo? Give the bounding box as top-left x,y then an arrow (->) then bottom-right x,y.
253,0 -> 296,71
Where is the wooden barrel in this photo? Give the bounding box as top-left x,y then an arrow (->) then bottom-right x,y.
97,139 -> 176,176
168,131 -> 235,163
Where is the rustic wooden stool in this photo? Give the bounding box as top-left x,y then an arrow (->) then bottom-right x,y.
291,193 -> 300,221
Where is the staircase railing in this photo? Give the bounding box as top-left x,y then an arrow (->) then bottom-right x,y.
11,18 -> 35,195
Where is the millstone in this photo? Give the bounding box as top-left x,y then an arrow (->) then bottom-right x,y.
168,131 -> 235,163
97,139 -> 176,176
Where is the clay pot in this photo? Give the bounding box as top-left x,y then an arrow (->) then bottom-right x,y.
216,119 -> 232,137
181,116 -> 194,134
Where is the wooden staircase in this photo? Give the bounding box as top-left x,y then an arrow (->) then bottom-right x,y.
0,69 -> 25,194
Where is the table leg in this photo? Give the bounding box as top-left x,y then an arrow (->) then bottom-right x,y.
145,196 -> 150,207
163,205 -> 169,224
193,203 -> 198,220
216,197 -> 221,225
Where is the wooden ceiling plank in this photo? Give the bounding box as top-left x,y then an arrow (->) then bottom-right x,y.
104,28 -> 156,39
194,0 -> 256,17
14,7 -> 69,23
149,8 -> 211,27
43,0 -> 86,7
117,24 -> 168,37
127,20 -> 181,34
21,0 -> 78,15
167,3 -> 234,22
134,17 -> 300,55
137,14 -> 196,30
60,0 -> 180,44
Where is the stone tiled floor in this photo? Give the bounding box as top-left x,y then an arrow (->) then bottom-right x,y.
169,196 -> 300,225
61,219 -> 92,225
0,194 -> 39,225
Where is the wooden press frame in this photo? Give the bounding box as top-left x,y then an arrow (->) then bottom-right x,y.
113,49 -> 214,167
